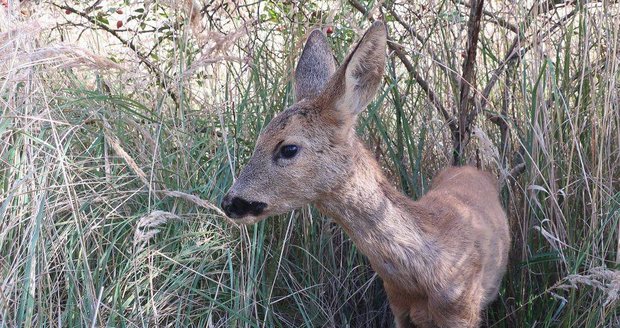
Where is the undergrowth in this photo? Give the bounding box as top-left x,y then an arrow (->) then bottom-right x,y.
1,0 -> 618,327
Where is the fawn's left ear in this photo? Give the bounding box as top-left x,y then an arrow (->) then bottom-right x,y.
294,29 -> 337,101
318,21 -> 387,123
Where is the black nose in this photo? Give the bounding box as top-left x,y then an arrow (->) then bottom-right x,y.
221,194 -> 267,218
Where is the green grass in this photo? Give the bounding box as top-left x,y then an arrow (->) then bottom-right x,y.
1,0 -> 619,327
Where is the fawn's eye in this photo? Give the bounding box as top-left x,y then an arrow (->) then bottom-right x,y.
280,144 -> 299,159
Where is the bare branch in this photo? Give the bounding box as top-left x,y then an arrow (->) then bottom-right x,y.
349,0 -> 457,134
53,3 -> 180,107
481,0 -> 577,112
381,2 -> 426,45
348,0 -> 371,19
389,41 -> 457,133
82,0 -> 102,14
455,0 -> 518,33
382,3 -> 453,80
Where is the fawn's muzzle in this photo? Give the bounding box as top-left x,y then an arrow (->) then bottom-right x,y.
221,194 -> 267,218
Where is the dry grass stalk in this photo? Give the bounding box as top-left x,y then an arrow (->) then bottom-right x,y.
472,126 -> 500,167
134,210 -> 181,252
557,267 -> 620,307
1,22 -> 121,78
166,0 -> 252,56
157,190 -> 229,220
100,117 -> 151,189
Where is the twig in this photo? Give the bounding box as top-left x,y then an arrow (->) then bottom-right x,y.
381,2 -> 426,46
82,0 -> 102,14
349,0 -> 458,134
502,163 -> 526,187
481,0 -> 576,112
157,190 -> 228,218
382,3 -> 453,80
389,40 -> 457,133
348,0 -> 373,21
99,116 -> 155,192
499,67 -> 512,169
455,0 -> 518,33
53,3 -> 180,108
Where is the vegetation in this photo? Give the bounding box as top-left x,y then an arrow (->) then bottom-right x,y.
1,0 -> 618,327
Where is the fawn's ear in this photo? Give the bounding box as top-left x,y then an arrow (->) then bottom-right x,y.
294,29 -> 337,101
319,21 -> 386,124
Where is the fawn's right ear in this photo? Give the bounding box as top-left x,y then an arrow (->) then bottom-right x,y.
294,29 -> 337,101
316,21 -> 386,129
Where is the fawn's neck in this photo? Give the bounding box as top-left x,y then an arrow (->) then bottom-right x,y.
315,143 -> 434,279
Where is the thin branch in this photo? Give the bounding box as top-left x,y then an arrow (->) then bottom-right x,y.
504,162 -> 526,185
54,3 -> 180,107
455,0 -> 518,33
481,0 -> 576,112
382,3 -> 453,80
82,0 -> 102,14
349,0 -> 457,134
389,41 -> 457,133
381,2 -> 426,45
348,0 -> 371,20
483,8 -> 577,128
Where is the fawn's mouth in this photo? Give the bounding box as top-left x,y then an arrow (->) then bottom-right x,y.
221,194 -> 267,218
227,213 -> 270,225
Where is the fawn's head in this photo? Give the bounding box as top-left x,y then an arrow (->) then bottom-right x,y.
222,21 -> 387,224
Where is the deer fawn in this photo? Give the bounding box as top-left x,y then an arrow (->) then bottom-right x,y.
222,21 -> 510,328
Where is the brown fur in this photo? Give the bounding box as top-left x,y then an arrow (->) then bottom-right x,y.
223,21 -> 510,327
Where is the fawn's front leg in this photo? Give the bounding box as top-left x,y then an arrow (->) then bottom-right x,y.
430,291 -> 483,328
385,285 -> 449,328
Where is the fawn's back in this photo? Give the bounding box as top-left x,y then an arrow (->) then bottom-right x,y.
415,166 -> 509,303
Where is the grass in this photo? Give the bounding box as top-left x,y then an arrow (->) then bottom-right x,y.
1,0 -> 619,327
